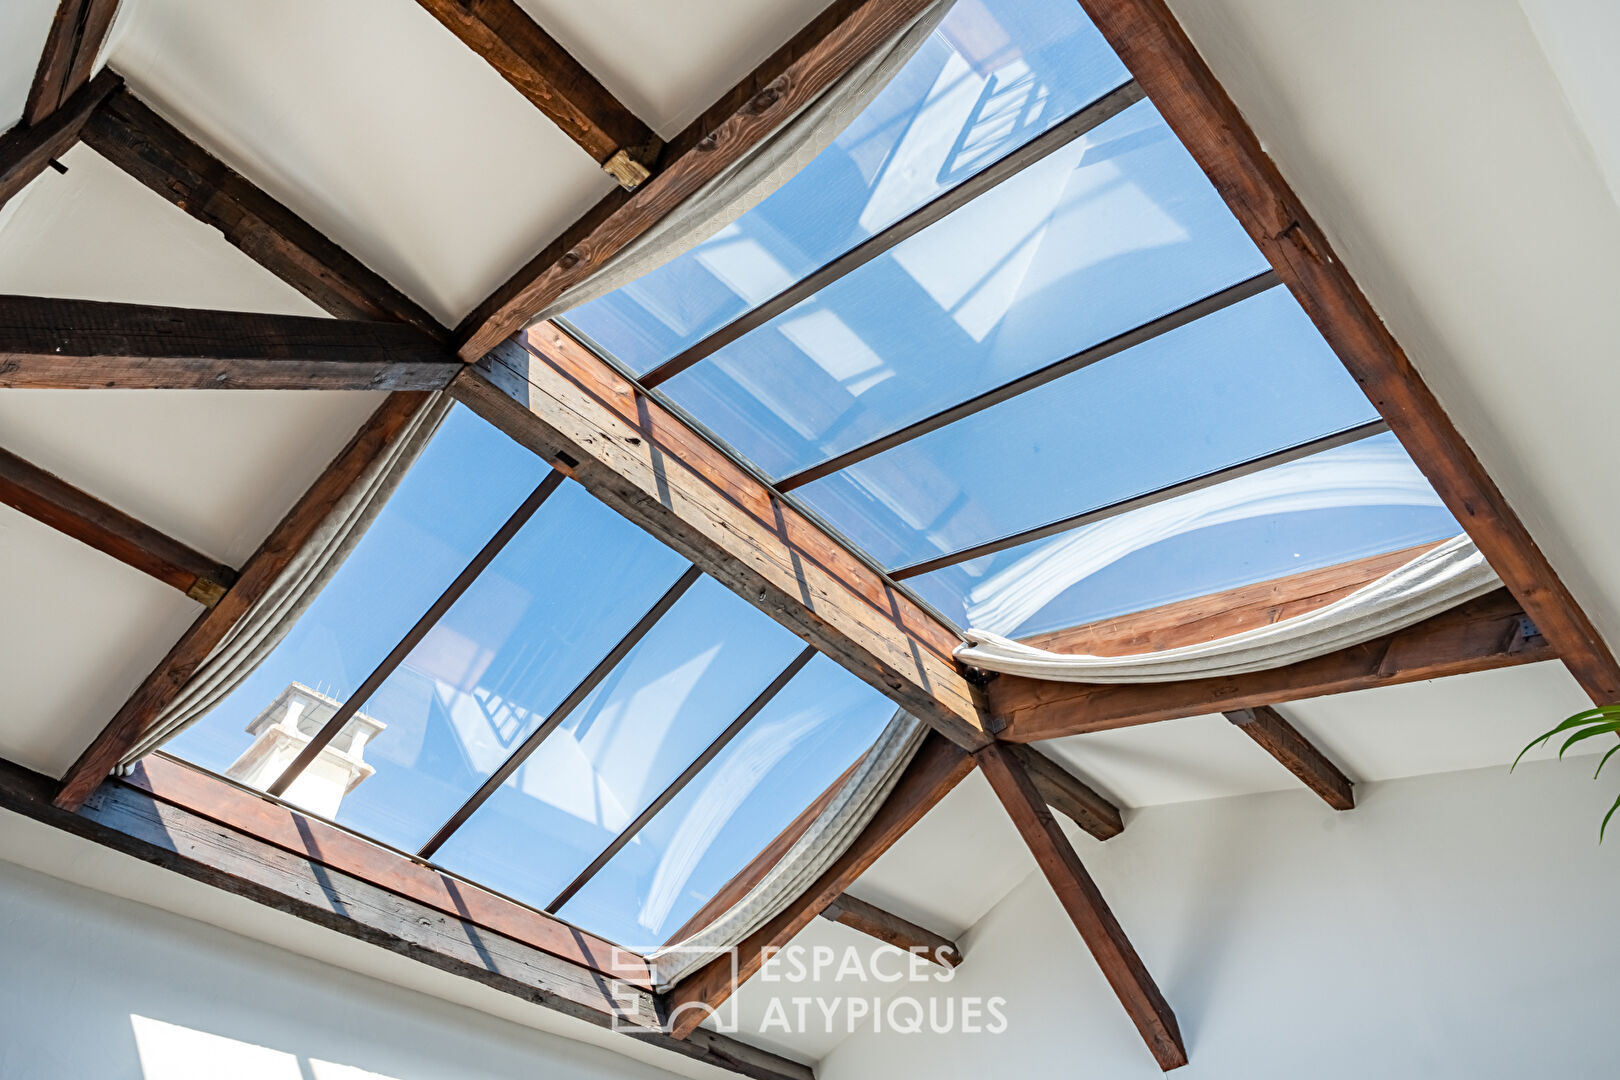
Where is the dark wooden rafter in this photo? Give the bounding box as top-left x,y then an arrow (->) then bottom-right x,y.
0,756 -> 810,1080
976,741 -> 1185,1070
1074,0 -> 1620,705
993,588 -> 1553,742
0,295 -> 458,389
80,85 -> 447,339
0,67 -> 121,211
413,0 -> 660,188
819,893 -> 960,968
23,0 -> 121,126
452,326 -> 989,752
1007,742 -> 1123,841
0,446 -> 236,605
54,393 -> 432,812
455,0 -> 942,360
1224,706 -> 1354,811
665,732 -> 975,1038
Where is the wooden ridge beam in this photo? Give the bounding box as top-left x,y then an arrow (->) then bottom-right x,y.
993,588 -> 1554,743
977,741 -> 1185,1070
0,67 -> 120,211
23,0 -> 121,127
0,445 -> 236,604
53,393 -> 432,811
80,85 -> 447,339
0,756 -> 809,1080
665,732 -> 975,1038
414,0 -> 659,188
1224,706 -> 1354,811
1074,0 -> 1620,705
820,893 -> 960,968
1008,742 -> 1123,841
452,326 -> 988,751
455,0 -> 938,360
0,295 -> 459,389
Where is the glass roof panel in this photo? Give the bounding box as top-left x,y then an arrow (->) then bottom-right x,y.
429,574 -> 809,913
164,405 -> 550,783
656,98 -> 1270,480
562,0 -> 1131,375
904,433 -> 1461,639
306,482 -> 689,851
557,655 -> 894,949
793,286 -> 1379,570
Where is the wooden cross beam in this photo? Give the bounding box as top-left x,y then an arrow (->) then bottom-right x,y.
0,67 -> 120,211
1225,706 -> 1355,811
819,893 -> 961,969
22,0 -> 121,127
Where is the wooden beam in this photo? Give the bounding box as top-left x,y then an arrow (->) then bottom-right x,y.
0,295 -> 459,389
1008,742 -> 1123,841
819,893 -> 960,968
1073,0 -> 1620,705
451,327 -> 989,752
1223,706 -> 1354,811
53,392 -> 432,811
80,85 -> 447,339
454,0 -> 938,360
23,0 -> 121,126
0,756 -> 809,1080
1018,542 -> 1445,656
413,0 -> 658,187
976,741 -> 1186,1070
994,588 -> 1554,743
0,67 -> 120,211
0,445 -> 236,604
665,732 -> 975,1038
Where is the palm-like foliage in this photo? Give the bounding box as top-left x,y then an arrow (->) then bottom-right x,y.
1515,705 -> 1620,840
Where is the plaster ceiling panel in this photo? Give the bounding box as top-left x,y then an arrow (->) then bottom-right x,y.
0,0 -> 58,130
513,0 -> 836,137
108,0 -> 615,326
0,143 -> 325,314
0,504 -> 201,778
1285,661 -> 1596,784
1041,713 -> 1297,810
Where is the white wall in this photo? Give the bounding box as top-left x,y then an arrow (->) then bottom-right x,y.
817,757 -> 1620,1079
0,857 -> 694,1080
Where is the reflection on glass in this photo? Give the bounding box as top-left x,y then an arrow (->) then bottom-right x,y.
164,405 -> 549,784
563,0 -> 1129,373
311,483 -> 689,851
661,99 -> 1269,479
906,433 -> 1462,638
559,656 -> 895,949
795,287 -> 1379,569
430,575 -> 808,912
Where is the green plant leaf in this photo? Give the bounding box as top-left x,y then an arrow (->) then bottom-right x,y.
1559,722 -> 1620,758
1516,710 -> 1620,769
1594,744 -> 1620,780
1601,791 -> 1620,843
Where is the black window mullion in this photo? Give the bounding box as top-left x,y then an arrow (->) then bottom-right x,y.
415,564 -> 705,860
545,645 -> 819,914
265,469 -> 567,798
636,79 -> 1146,390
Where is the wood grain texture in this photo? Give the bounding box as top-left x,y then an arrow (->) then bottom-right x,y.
0,445 -> 236,602
53,392 -> 431,811
664,732 -> 974,1038
1074,0 -> 1620,705
0,67 -> 120,211
0,295 -> 458,389
1008,742 -> 1123,841
820,893 -> 960,968
1016,542 -> 1445,657
22,0 -> 120,125
1224,706 -> 1354,810
80,85 -> 446,339
0,757 -> 809,1080
976,741 -> 1185,1070
413,0 -> 657,171
451,329 -> 988,751
454,0 -> 939,359
994,588 -> 1554,742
